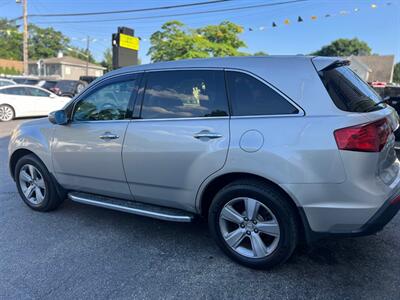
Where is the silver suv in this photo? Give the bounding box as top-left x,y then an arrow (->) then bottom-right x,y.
8,56 -> 400,269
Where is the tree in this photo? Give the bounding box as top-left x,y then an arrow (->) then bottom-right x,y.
0,18 -> 96,63
196,21 -> 247,57
148,21 -> 247,62
394,63 -> 400,83
28,24 -> 70,60
253,51 -> 268,56
0,19 -> 22,60
312,38 -> 372,56
0,67 -> 21,75
101,48 -> 113,71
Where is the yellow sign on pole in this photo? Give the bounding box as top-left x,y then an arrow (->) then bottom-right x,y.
119,33 -> 140,51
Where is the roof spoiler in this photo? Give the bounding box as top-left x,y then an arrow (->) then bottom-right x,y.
312,57 -> 350,72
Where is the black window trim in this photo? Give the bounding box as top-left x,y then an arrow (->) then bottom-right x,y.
69,72 -> 142,123
224,68 -> 305,118
134,68 -> 231,122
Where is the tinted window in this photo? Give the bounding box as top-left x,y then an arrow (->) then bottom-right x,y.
319,66 -> 383,112
42,81 -> 57,90
0,87 -> 26,95
55,80 -> 86,93
226,71 -> 299,116
73,79 -> 135,121
24,79 -> 39,85
12,78 -> 38,85
12,78 -> 25,84
26,87 -> 50,97
141,70 -> 228,119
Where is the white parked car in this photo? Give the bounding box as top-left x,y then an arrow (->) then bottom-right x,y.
0,85 -> 71,121
0,78 -> 16,87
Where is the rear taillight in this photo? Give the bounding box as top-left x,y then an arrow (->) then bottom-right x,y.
334,118 -> 391,152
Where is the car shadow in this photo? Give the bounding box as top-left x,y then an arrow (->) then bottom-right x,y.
2,128 -> 399,297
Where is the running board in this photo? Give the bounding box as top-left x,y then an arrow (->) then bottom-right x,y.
68,192 -> 194,222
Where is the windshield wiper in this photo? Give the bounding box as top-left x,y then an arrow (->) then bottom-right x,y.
367,96 -> 390,112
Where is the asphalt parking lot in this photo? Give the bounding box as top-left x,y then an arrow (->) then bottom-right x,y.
0,119 -> 399,299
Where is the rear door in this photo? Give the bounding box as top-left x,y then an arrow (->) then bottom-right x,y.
123,69 -> 230,211
52,73 -> 140,200
0,86 -> 37,117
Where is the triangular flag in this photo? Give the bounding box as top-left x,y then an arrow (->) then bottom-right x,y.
371,4 -> 377,8
248,27 -> 253,31
311,15 -> 317,20
284,19 -> 290,25
272,22 -> 277,27
325,14 -> 331,17
297,16 -> 303,22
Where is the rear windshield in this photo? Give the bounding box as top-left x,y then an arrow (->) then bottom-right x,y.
319,66 -> 384,112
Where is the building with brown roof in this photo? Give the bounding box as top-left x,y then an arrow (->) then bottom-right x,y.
28,55 -> 106,80
348,55 -> 395,83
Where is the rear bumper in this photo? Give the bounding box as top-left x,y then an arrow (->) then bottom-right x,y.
300,192 -> 400,243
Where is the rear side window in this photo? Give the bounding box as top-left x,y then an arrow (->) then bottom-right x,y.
226,71 -> 299,116
0,87 -> 25,95
319,66 -> 383,112
141,70 -> 229,119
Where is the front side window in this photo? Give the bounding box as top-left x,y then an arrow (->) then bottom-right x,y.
141,70 -> 228,119
226,71 -> 299,116
73,79 -> 135,121
26,87 -> 50,97
319,66 -> 383,112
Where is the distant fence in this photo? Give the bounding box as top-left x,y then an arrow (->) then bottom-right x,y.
0,59 -> 23,74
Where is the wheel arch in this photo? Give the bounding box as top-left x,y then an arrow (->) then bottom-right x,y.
197,172 -> 310,244
9,149 -> 42,181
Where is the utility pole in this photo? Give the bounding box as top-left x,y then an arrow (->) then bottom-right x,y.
22,0 -> 28,75
85,36 -> 90,76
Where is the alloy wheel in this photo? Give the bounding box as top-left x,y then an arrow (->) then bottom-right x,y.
18,164 -> 46,205
219,197 -> 280,258
0,105 -> 14,121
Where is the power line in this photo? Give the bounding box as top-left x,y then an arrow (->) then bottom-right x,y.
27,0 -> 232,18
33,0 -> 310,25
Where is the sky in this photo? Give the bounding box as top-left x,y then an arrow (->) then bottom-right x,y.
1,0 -> 399,64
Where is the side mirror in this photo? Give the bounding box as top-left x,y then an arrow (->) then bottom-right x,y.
48,110 -> 68,125
49,93 -> 56,98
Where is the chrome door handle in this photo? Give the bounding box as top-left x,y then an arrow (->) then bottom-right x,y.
193,131 -> 223,140
99,132 -> 119,140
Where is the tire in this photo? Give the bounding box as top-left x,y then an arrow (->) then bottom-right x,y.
0,104 -> 15,122
15,154 -> 65,212
208,179 -> 298,269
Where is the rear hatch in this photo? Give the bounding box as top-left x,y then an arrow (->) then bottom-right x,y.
314,58 -> 399,185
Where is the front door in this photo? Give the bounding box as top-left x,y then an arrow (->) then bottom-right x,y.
123,70 -> 230,211
52,73 -> 140,200
25,87 -> 63,115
